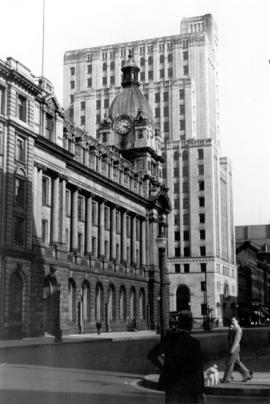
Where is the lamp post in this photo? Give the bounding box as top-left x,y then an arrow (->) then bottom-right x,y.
156,223 -> 168,340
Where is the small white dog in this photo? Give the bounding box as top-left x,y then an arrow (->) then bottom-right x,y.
205,364 -> 219,386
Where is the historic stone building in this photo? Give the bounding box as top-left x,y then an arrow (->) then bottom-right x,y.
0,55 -> 170,339
63,14 -> 237,324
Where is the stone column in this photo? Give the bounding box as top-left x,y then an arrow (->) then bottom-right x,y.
140,219 -> 146,266
71,188 -> 78,251
121,210 -> 127,262
85,194 -> 92,255
110,205 -> 116,260
98,200 -> 105,258
33,164 -> 42,238
51,176 -> 59,244
60,176 -> 66,243
131,215 -> 137,265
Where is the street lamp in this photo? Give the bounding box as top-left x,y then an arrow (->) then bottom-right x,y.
156,223 -> 168,340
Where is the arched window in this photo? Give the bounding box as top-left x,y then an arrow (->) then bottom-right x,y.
68,278 -> 76,321
139,288 -> 146,320
9,272 -> 23,322
130,287 -> 136,319
82,281 -> 91,321
119,286 -> 126,320
95,283 -> 103,321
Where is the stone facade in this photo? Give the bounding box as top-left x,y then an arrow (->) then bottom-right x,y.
0,56 -> 170,339
63,14 -> 237,325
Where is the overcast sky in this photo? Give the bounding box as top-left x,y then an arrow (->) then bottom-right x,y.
1,0 -> 270,226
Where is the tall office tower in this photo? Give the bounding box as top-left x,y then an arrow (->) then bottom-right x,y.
63,14 -> 237,324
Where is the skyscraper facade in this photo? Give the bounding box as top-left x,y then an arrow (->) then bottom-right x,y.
63,14 -> 237,324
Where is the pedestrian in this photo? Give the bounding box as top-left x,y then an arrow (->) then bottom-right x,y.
221,316 -> 253,383
96,320 -> 102,335
148,311 -> 205,404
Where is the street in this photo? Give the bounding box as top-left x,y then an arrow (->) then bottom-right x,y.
0,363 -> 269,404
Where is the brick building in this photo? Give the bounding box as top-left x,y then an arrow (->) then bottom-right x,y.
0,55 -> 170,339
63,14 -> 237,324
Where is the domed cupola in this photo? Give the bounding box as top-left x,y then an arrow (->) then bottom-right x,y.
108,50 -> 153,122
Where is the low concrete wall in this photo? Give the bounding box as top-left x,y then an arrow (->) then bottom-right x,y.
0,328 -> 269,375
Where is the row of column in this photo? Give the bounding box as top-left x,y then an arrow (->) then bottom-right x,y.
34,164 -> 147,266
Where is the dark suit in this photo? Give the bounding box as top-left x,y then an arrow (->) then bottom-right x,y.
148,330 -> 205,404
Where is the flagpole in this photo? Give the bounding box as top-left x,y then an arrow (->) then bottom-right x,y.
41,0 -> 45,77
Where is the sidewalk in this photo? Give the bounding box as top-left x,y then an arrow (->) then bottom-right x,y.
142,346 -> 270,398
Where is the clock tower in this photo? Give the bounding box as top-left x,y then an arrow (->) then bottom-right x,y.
98,50 -> 164,187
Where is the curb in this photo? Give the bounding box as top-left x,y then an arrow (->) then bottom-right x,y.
142,374 -> 270,398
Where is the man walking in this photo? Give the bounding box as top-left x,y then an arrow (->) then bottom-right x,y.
221,316 -> 253,383
148,311 -> 205,404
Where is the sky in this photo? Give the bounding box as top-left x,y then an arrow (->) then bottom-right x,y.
1,0 -> 270,226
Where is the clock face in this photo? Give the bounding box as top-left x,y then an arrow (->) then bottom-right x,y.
116,118 -> 131,135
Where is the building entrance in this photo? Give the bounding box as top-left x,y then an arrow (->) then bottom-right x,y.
43,275 -> 60,336
176,284 -> 191,311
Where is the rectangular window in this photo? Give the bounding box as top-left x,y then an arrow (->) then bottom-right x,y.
200,229 -> 206,240
0,86 -> 5,115
81,101 -> 85,110
168,67 -> 173,78
182,182 -> 189,193
70,95 -> 74,104
87,64 -> 92,74
175,264 -> 180,273
69,108 -> 74,120
66,190 -> 71,216
140,72 -> 145,81
198,165 -> 204,175
183,65 -> 189,75
80,116 -> 85,125
70,67 -> 75,75
116,244 -> 120,262
16,137 -> 25,163
180,120 -> 185,131
175,248 -> 180,257
184,263 -> 189,273
163,121 -> 169,132
183,213 -> 189,225
78,196 -> 84,221
105,207 -> 110,230
110,76 -> 115,85
15,177 -> 26,208
70,81 -> 75,89
199,213 -> 205,224
42,220 -> 48,242
78,233 -> 83,255
92,202 -> 98,226
148,70 -> 153,80
183,51 -> 188,61
104,99 -> 109,108
175,231 -> 180,241
180,104 -> 185,115
96,100 -> 101,109
184,247 -> 190,257
96,114 -> 101,124
92,237 -> 97,257
180,89 -> 185,99
183,231 -> 189,241
199,197 -> 205,207
182,166 -> 188,177
200,246 -> 206,256
87,78 -> 92,87
199,181 -> 205,191
163,92 -> 168,102
116,211 -> 121,233
102,77 -> 107,86
201,263 -> 207,273
155,108 -> 160,118
42,176 -> 50,206
183,198 -> 189,209
17,94 -> 27,122
174,183 -> 179,193
174,215 -> 180,225
45,114 -> 54,140
155,93 -> 160,103
201,281 -> 206,291
163,106 -> 169,117
198,149 -> 204,159
14,216 -> 25,245
159,69 -> 164,79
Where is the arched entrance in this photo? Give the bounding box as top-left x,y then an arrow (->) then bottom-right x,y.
43,274 -> 60,336
176,284 -> 191,312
